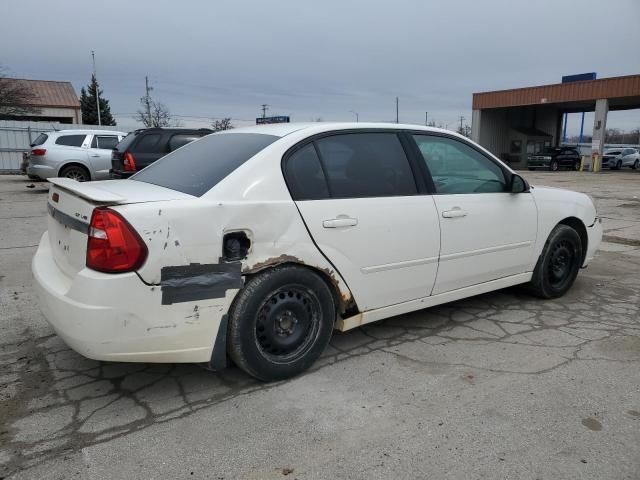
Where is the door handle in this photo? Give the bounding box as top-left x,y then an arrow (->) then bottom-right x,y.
442,208 -> 467,218
322,216 -> 358,228
90,154 -> 100,158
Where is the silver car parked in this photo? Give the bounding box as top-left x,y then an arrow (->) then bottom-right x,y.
601,148 -> 640,170
27,129 -> 127,182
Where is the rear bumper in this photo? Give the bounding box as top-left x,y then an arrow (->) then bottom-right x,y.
27,163 -> 57,179
32,232 -> 231,363
583,218 -> 603,267
109,169 -> 135,179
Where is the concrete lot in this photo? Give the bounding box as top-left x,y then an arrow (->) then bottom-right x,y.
1,171 -> 639,479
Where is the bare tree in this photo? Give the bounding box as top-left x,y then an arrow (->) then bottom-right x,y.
211,117 -> 233,132
0,66 -> 41,117
135,97 -> 173,127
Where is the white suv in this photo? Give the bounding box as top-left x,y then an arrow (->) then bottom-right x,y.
27,129 -> 127,182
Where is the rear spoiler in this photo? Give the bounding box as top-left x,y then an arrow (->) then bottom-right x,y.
48,178 -> 127,204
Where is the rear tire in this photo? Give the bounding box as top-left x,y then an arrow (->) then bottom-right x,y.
227,265 -> 336,381
59,165 -> 90,182
525,225 -> 583,299
550,160 -> 559,171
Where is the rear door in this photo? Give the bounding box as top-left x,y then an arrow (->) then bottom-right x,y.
130,132 -> 167,170
410,133 -> 537,294
88,134 -> 121,179
52,134 -> 89,172
284,131 -> 441,312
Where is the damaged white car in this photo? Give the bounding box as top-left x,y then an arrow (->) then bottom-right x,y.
33,123 -> 602,380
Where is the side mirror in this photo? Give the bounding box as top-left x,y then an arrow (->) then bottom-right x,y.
510,173 -> 529,193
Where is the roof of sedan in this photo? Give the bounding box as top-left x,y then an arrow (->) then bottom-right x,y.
228,122 -> 457,138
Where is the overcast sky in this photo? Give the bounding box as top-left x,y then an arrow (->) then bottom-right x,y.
2,0 -> 639,134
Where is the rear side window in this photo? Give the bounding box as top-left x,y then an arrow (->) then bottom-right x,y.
132,133 -> 279,196
55,134 -> 86,147
31,133 -> 48,146
285,143 -> 330,200
133,133 -> 162,153
91,135 -> 119,149
314,133 -> 417,198
168,134 -> 201,152
114,132 -> 137,152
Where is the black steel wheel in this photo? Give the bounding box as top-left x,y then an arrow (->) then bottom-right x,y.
59,165 -> 90,182
525,224 -> 583,299
227,265 -> 336,381
255,285 -> 322,362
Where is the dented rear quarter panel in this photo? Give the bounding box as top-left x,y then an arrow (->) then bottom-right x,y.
117,131 -> 355,311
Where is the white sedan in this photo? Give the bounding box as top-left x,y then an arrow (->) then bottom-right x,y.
33,123 -> 602,381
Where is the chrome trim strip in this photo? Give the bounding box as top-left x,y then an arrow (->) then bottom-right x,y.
361,256 -> 439,274
47,203 -> 89,234
440,241 -> 532,262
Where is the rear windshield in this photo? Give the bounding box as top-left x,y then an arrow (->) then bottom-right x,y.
31,133 -> 48,146
114,132 -> 137,152
132,132 -> 279,196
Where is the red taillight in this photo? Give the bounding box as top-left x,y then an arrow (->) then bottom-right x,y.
86,208 -> 147,273
31,148 -> 47,156
123,152 -> 137,172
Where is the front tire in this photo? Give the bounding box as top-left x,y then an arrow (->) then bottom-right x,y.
227,265 -> 336,381
615,160 -> 622,170
550,160 -> 559,171
633,160 -> 639,170
526,225 -> 583,299
59,165 -> 90,182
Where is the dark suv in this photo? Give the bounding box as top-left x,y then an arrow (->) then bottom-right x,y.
110,128 -> 212,178
528,147 -> 581,171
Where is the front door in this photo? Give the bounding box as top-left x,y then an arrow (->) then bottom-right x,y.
284,132 -> 441,311
411,134 -> 537,294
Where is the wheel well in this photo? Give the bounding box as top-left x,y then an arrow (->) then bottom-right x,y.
58,162 -> 91,179
243,261 -> 357,316
559,217 -> 588,264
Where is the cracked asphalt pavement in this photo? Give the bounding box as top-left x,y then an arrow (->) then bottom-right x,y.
1,171 -> 639,479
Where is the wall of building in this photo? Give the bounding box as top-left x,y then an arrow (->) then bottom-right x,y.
477,108 -> 511,159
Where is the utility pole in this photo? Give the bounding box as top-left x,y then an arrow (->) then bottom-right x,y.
349,110 -> 359,122
91,51 -> 101,126
145,76 -> 152,125
459,115 -> 465,132
395,97 -> 399,124
261,104 -> 269,118
425,112 -> 428,126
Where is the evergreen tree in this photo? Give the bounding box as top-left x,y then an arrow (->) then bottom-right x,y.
80,74 -> 116,125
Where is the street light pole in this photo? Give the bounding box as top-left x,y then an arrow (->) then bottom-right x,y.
91,50 -> 101,126
349,110 -> 359,122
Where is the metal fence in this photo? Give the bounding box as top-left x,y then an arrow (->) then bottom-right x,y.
0,120 -> 130,172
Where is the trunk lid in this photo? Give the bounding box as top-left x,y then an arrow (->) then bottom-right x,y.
46,178 -> 193,278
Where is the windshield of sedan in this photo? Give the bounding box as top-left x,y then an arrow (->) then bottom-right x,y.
132,132 -> 279,196
604,150 -> 621,155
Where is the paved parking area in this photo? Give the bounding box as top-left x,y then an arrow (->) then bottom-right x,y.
1,171 -> 639,479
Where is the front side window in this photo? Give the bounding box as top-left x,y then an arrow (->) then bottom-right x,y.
412,135 -> 506,194
314,133 -> 417,198
55,134 -> 86,147
91,135 -> 119,149
133,133 -> 278,196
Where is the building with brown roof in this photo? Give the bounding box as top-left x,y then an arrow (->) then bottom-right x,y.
471,74 -> 640,169
0,78 -> 81,124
